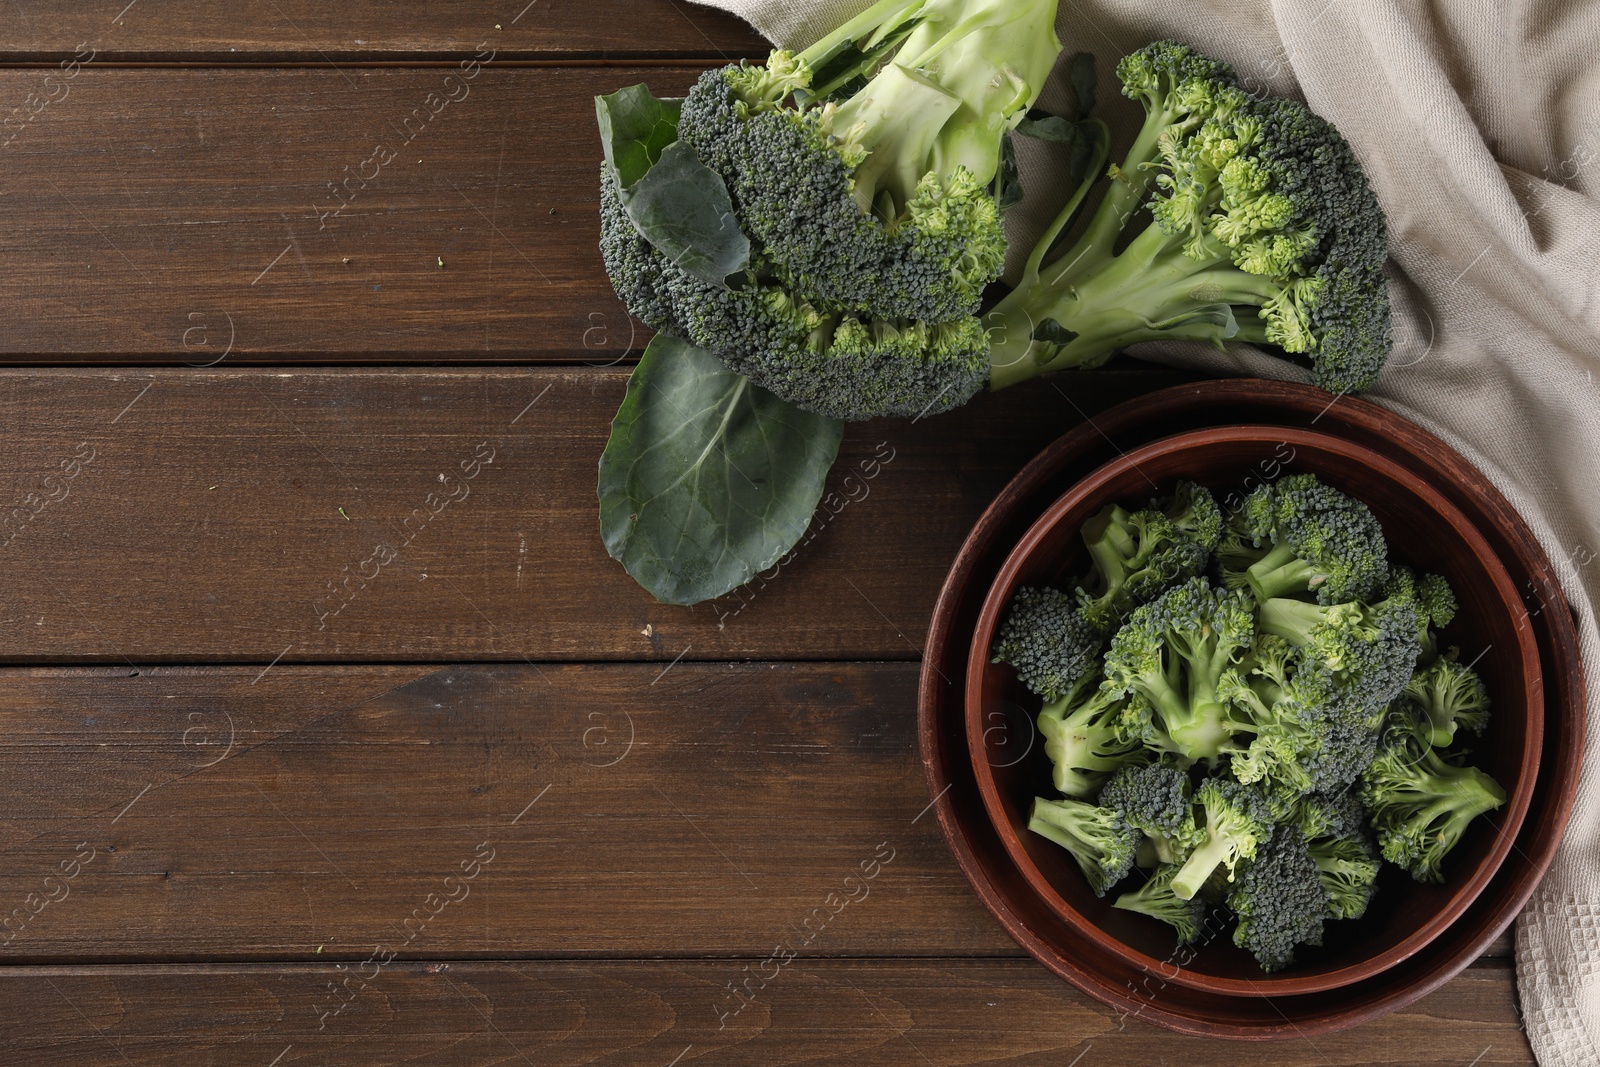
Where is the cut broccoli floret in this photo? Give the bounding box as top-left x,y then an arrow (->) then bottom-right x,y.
1027,796 -> 1140,896
1114,864 -> 1208,943
1307,829 -> 1381,920
1170,777 -> 1273,900
1359,716 -> 1506,883
1400,650 -> 1491,748
1218,475 -> 1389,603
1075,481 -> 1222,632
677,0 -> 1061,324
991,586 -> 1104,703
1099,763 -> 1203,865
1037,684 -> 1149,799
1102,577 -> 1257,766
986,41 -> 1391,397
1227,823 -> 1328,971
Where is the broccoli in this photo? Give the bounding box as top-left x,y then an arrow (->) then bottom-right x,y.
994,481 -> 1222,702
1098,763 -> 1203,864
598,173 -> 991,421
1307,830 -> 1381,920
1114,864 -> 1209,943
991,586 -> 1104,703
1037,684 -> 1148,799
1217,474 -> 1389,604
1257,572 -> 1422,722
1226,823 -> 1328,971
1102,577 -> 1257,766
1401,650 -> 1491,747
677,0 -> 1061,324
1360,721 -> 1507,883
1076,480 -> 1223,632
1027,796 -> 1140,896
986,40 -> 1392,397
1170,777 -> 1273,899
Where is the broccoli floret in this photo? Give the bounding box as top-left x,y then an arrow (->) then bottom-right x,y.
1076,481 -> 1222,632
1098,763 -> 1203,864
1170,777 -> 1273,899
1218,475 -> 1389,603
1102,577 -> 1257,766
1257,579 -> 1421,723
1037,684 -> 1149,799
986,41 -> 1391,398
1308,830 -> 1381,920
1401,650 -> 1491,747
1227,823 -> 1328,971
1114,864 -> 1208,943
992,586 -> 1104,703
677,0 -> 1061,324
1359,726 -> 1507,883
1415,572 -> 1458,663
1290,788 -> 1366,840
1027,796 -> 1140,896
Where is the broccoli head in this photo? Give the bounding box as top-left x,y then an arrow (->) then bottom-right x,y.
1099,763 -> 1204,865
986,41 -> 1392,397
1227,823 -> 1328,971
677,0 -> 1061,324
992,586 -> 1105,703
1114,864 -> 1209,944
1027,796 -> 1140,896
1307,829 -> 1381,920
1170,777 -> 1273,900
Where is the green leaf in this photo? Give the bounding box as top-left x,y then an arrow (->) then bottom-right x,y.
620,140 -> 751,288
598,335 -> 845,606
995,132 -> 1024,211
1069,52 -> 1097,120
595,84 -> 682,190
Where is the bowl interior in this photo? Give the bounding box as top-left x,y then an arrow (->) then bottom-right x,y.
966,426 -> 1542,993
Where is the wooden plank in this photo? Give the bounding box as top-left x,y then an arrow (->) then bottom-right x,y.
3,960 -> 1532,1065
0,662 -> 1020,959
0,366 -> 1184,662
0,1 -> 767,63
0,66 -> 719,362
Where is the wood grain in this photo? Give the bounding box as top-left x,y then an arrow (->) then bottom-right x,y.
0,662 -> 1021,960
0,66 -> 718,362
0,365 -> 1185,662
5,960 -> 1531,1065
0,0 -> 767,63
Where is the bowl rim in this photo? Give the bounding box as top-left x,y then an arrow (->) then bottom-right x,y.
963,423 -> 1544,996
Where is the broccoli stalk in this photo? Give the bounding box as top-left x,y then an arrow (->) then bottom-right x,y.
985,41 -> 1390,398
1037,686 -> 1148,799
1027,796 -> 1140,896
1114,864 -> 1208,943
1169,778 -> 1273,900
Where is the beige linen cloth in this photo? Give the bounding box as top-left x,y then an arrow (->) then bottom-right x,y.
692,0 -> 1600,1058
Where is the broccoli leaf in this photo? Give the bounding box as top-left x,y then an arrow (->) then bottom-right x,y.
594,84 -> 682,190
596,86 -> 750,288
1069,52 -> 1097,119
598,335 -> 844,606
996,132 -> 1024,211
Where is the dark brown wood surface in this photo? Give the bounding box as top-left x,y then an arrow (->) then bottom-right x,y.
0,1 -> 1536,1061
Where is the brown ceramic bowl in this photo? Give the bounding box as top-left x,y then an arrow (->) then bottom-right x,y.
919,379 -> 1583,1037
964,425 -> 1543,997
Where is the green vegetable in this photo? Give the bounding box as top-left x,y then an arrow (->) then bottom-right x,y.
1113,864 -> 1207,943
986,40 -> 1391,397
1170,778 -> 1273,900
597,334 -> 843,605
1026,796 -> 1140,896
1226,823 -> 1327,971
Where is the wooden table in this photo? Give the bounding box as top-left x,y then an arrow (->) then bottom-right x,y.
0,3 -> 1533,1063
